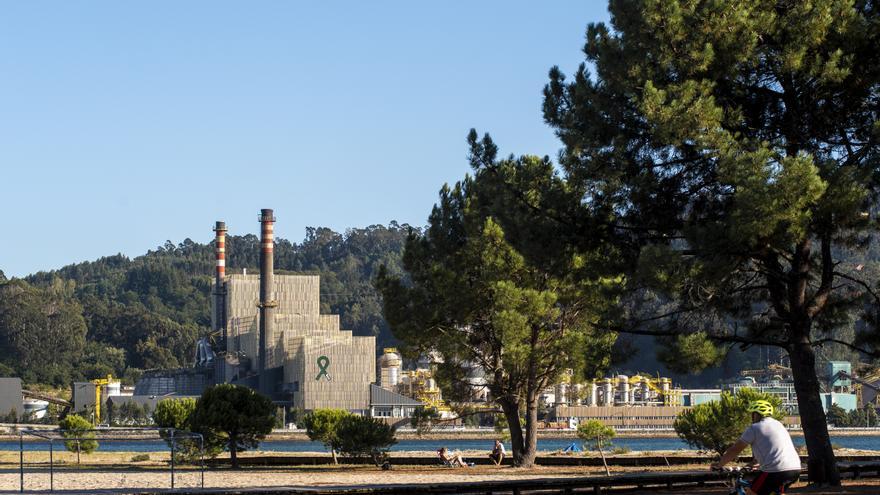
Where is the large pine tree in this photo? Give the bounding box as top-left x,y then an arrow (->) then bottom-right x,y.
542,0 -> 879,485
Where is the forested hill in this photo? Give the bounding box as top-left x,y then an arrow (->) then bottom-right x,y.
0,223 -> 415,388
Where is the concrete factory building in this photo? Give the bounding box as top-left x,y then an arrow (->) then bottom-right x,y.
212,210 -> 376,412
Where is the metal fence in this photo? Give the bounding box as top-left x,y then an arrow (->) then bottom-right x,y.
18,427 -> 205,492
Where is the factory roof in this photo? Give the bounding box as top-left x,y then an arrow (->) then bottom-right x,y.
369,384 -> 423,407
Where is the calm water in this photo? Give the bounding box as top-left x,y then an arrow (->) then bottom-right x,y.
2,435 -> 878,453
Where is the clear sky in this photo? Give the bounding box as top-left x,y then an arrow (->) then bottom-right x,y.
0,2 -> 609,278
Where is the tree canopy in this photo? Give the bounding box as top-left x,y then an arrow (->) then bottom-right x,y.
302,408 -> 350,464
378,150 -> 621,467
538,0 -> 880,484
187,384 -> 275,468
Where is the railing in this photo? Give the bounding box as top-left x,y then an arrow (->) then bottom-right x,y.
18,427 -> 205,492
107,462 -> 880,494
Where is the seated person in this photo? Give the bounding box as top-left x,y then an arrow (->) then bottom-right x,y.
488,440 -> 506,465
438,447 -> 468,467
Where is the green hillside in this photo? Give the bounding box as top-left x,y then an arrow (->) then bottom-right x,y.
0,223 -> 414,388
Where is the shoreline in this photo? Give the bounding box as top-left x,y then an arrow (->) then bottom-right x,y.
3,426 -> 880,443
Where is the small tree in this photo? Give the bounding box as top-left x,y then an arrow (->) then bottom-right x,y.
153,398 -> 196,430
59,414 -> 98,464
335,415 -> 397,467
674,388 -> 784,456
187,384 -> 275,468
826,403 -> 850,427
302,408 -> 351,464
153,398 -> 220,460
577,420 -> 616,475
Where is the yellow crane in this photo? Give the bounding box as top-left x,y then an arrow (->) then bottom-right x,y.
91,375 -> 114,425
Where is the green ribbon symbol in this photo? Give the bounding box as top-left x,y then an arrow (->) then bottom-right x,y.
316,355 -> 331,381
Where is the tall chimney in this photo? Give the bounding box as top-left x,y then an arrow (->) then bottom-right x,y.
212,221 -> 228,382
258,209 -> 276,396
213,221 -> 228,332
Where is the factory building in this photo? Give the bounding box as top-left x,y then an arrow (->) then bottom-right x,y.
548,362 -> 864,429
0,378 -> 23,419
212,210 -> 376,412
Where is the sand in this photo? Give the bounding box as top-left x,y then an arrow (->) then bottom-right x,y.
2,449 -> 879,493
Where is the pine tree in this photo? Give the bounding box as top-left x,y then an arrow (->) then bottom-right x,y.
542,0 -> 880,485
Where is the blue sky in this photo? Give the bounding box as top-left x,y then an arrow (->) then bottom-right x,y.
0,2 -> 609,277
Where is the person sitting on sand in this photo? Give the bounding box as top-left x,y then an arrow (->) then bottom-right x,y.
438,447 -> 468,467
488,440 -> 505,466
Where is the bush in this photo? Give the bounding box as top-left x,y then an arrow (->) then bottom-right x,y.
130,453 -> 150,462
577,420 -> 616,451
59,414 -> 98,464
673,388 -> 784,456
302,408 -> 351,464
335,415 -> 397,467
153,397 -> 217,461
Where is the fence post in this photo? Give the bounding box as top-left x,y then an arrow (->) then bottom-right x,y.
200,434 -> 205,489
19,432 -> 24,493
50,439 -> 54,492
170,429 -> 175,490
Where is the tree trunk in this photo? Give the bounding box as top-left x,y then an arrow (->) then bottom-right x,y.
229,436 -> 238,469
499,398 -> 526,466
597,436 -> 610,476
331,449 -> 338,464
789,337 -> 840,486
519,395 -> 539,468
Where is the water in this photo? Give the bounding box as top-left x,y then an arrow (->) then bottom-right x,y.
2,435 -> 878,453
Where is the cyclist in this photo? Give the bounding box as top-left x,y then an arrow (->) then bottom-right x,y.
711,400 -> 801,495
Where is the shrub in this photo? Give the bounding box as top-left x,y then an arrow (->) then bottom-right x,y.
577,420 -> 616,451
130,453 -> 150,462
673,388 -> 784,456
302,408 -> 351,464
335,415 -> 397,467
153,397 -> 218,461
59,414 -> 98,464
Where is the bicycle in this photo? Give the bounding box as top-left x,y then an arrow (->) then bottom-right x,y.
712,465 -> 755,495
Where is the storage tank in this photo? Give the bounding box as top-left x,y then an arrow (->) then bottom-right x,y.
588,381 -> 598,407
379,348 -> 402,390
23,399 -> 49,420
555,382 -> 569,406
601,378 -> 613,406
660,377 -> 670,394
640,377 -> 650,403
572,383 -> 584,405
618,375 -> 629,405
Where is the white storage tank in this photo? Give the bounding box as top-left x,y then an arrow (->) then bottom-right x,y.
555,382 -> 569,406
601,378 -> 614,406
379,348 -> 402,390
588,381 -> 598,407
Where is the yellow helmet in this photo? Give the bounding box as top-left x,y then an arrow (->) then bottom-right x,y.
747,400 -> 774,417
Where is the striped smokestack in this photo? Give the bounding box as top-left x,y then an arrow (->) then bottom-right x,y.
212,221 -> 228,336
214,221 -> 228,281
258,209 -> 276,395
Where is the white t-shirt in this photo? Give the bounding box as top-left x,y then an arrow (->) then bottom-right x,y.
740,417 -> 801,472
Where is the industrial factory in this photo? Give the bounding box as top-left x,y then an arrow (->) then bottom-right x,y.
545,362 -> 866,429
132,210 -> 378,413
